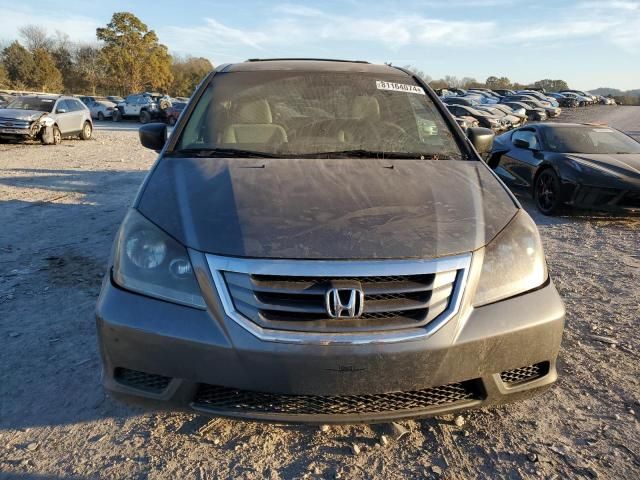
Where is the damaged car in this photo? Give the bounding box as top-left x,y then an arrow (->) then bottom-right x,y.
0,95 -> 93,145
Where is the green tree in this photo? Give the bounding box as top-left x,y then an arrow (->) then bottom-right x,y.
533,79 -> 569,92
486,76 -> 511,89
97,12 -> 173,93
75,45 -> 103,95
171,56 -> 213,97
31,48 -> 63,92
0,62 -> 9,88
50,32 -> 76,91
2,41 -> 35,89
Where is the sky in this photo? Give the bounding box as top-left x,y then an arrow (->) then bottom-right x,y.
1,0 -> 639,90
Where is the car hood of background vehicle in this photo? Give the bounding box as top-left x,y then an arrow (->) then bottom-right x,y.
567,153 -> 640,180
137,158 -> 518,259
0,109 -> 48,121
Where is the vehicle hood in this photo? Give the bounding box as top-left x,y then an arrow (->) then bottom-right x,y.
566,153 -> 640,181
0,109 -> 48,121
97,101 -> 116,108
138,157 -> 518,259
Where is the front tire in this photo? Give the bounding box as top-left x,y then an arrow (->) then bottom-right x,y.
80,121 -> 92,140
112,110 -> 122,122
97,111 -> 105,121
140,110 -> 151,124
534,169 -> 562,215
42,125 -> 62,145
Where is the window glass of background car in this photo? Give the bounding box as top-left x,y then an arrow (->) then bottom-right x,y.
7,97 -> 56,112
543,127 -> 640,154
178,72 -> 464,158
68,99 -> 83,111
56,100 -> 71,113
512,129 -> 539,149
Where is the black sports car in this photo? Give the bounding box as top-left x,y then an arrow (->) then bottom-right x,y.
489,123 -> 640,214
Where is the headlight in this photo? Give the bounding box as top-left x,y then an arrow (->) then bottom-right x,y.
473,211 -> 548,307
112,209 -> 206,308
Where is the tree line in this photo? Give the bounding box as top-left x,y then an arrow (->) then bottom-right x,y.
403,66 -> 570,93
0,12 -> 213,97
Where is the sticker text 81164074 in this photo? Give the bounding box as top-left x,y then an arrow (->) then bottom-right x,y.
376,80 -> 425,95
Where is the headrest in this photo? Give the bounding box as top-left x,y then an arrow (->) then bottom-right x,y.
233,99 -> 272,124
352,96 -> 380,120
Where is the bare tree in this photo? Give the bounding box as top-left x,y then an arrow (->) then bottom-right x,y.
402,65 -> 432,83
19,24 -> 52,52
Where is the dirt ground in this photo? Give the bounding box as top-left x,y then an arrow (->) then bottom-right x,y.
1,107 -> 639,480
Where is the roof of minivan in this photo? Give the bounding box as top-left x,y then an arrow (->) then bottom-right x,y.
222,59 -> 407,75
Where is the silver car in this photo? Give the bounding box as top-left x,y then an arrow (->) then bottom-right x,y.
85,98 -> 117,120
0,95 -> 93,145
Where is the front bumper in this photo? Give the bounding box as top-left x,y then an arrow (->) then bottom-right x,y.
96,249 -> 565,424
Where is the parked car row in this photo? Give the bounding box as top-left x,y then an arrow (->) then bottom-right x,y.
76,92 -> 187,125
437,87 -> 615,135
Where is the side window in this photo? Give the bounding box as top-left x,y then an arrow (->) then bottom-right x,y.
56,100 -> 71,113
74,100 -> 87,111
512,130 -> 539,149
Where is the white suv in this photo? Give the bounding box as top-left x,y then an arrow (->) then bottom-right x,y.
112,94 -> 160,123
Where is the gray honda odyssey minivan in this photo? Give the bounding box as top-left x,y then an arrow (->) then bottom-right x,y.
96,59 -> 565,423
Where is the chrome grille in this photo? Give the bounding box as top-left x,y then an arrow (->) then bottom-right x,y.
221,269 -> 458,333
207,254 -> 471,343
0,117 -> 31,129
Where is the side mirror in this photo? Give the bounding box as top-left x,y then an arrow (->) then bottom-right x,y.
56,108 -> 67,114
139,123 -> 167,151
467,127 -> 494,154
513,138 -> 530,149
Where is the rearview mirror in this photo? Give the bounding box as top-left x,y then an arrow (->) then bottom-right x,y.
466,127 -> 494,154
56,108 -> 67,114
513,138 -> 530,149
139,123 -> 167,151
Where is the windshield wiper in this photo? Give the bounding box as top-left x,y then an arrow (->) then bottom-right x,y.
168,147 -> 278,158
295,149 -> 452,160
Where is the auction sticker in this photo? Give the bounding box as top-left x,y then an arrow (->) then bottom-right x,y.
376,80 -> 425,95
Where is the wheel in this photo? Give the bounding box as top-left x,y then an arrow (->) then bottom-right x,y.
97,111 -> 105,121
42,125 -> 62,145
140,110 -> 151,124
112,110 -> 121,122
534,169 -> 562,215
168,116 -> 176,126
80,121 -> 92,140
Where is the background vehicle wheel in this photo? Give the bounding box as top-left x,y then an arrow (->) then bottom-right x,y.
80,121 -> 92,140
97,112 -> 105,121
112,110 -> 121,122
534,169 -> 562,215
140,110 -> 151,124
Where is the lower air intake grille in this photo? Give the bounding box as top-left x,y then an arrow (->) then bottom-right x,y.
500,362 -> 549,386
114,368 -> 171,393
193,381 -> 482,416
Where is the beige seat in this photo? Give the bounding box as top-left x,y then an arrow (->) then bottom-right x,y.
352,96 -> 381,120
340,96 -> 381,143
222,99 -> 287,144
